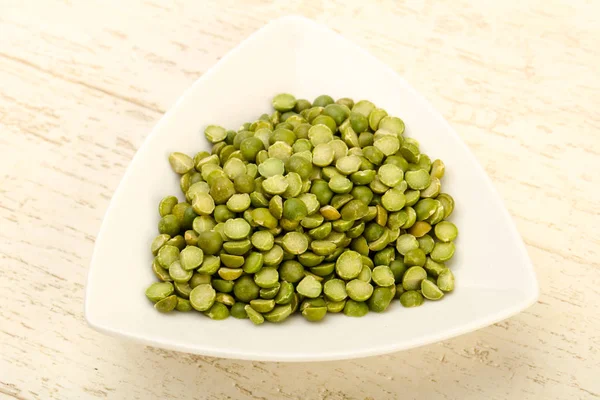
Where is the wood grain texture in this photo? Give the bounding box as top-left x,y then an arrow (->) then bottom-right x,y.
1,0 -> 599,399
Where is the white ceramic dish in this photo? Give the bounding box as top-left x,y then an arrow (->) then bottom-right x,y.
85,16 -> 538,362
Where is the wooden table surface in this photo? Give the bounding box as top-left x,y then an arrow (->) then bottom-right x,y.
1,1 -> 599,399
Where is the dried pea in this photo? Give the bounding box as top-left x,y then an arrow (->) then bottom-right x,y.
149,94 -> 459,323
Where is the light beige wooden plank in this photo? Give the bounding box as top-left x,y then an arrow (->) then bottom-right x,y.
0,0 -> 599,399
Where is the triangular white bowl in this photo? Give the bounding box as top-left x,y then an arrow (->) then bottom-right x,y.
85,16 -> 538,362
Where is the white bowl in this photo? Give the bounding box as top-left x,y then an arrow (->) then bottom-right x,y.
85,16 -> 538,362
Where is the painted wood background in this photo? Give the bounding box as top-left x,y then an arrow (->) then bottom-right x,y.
1,1 -> 598,399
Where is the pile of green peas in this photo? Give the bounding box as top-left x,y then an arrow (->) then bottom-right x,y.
146,93 -> 458,324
